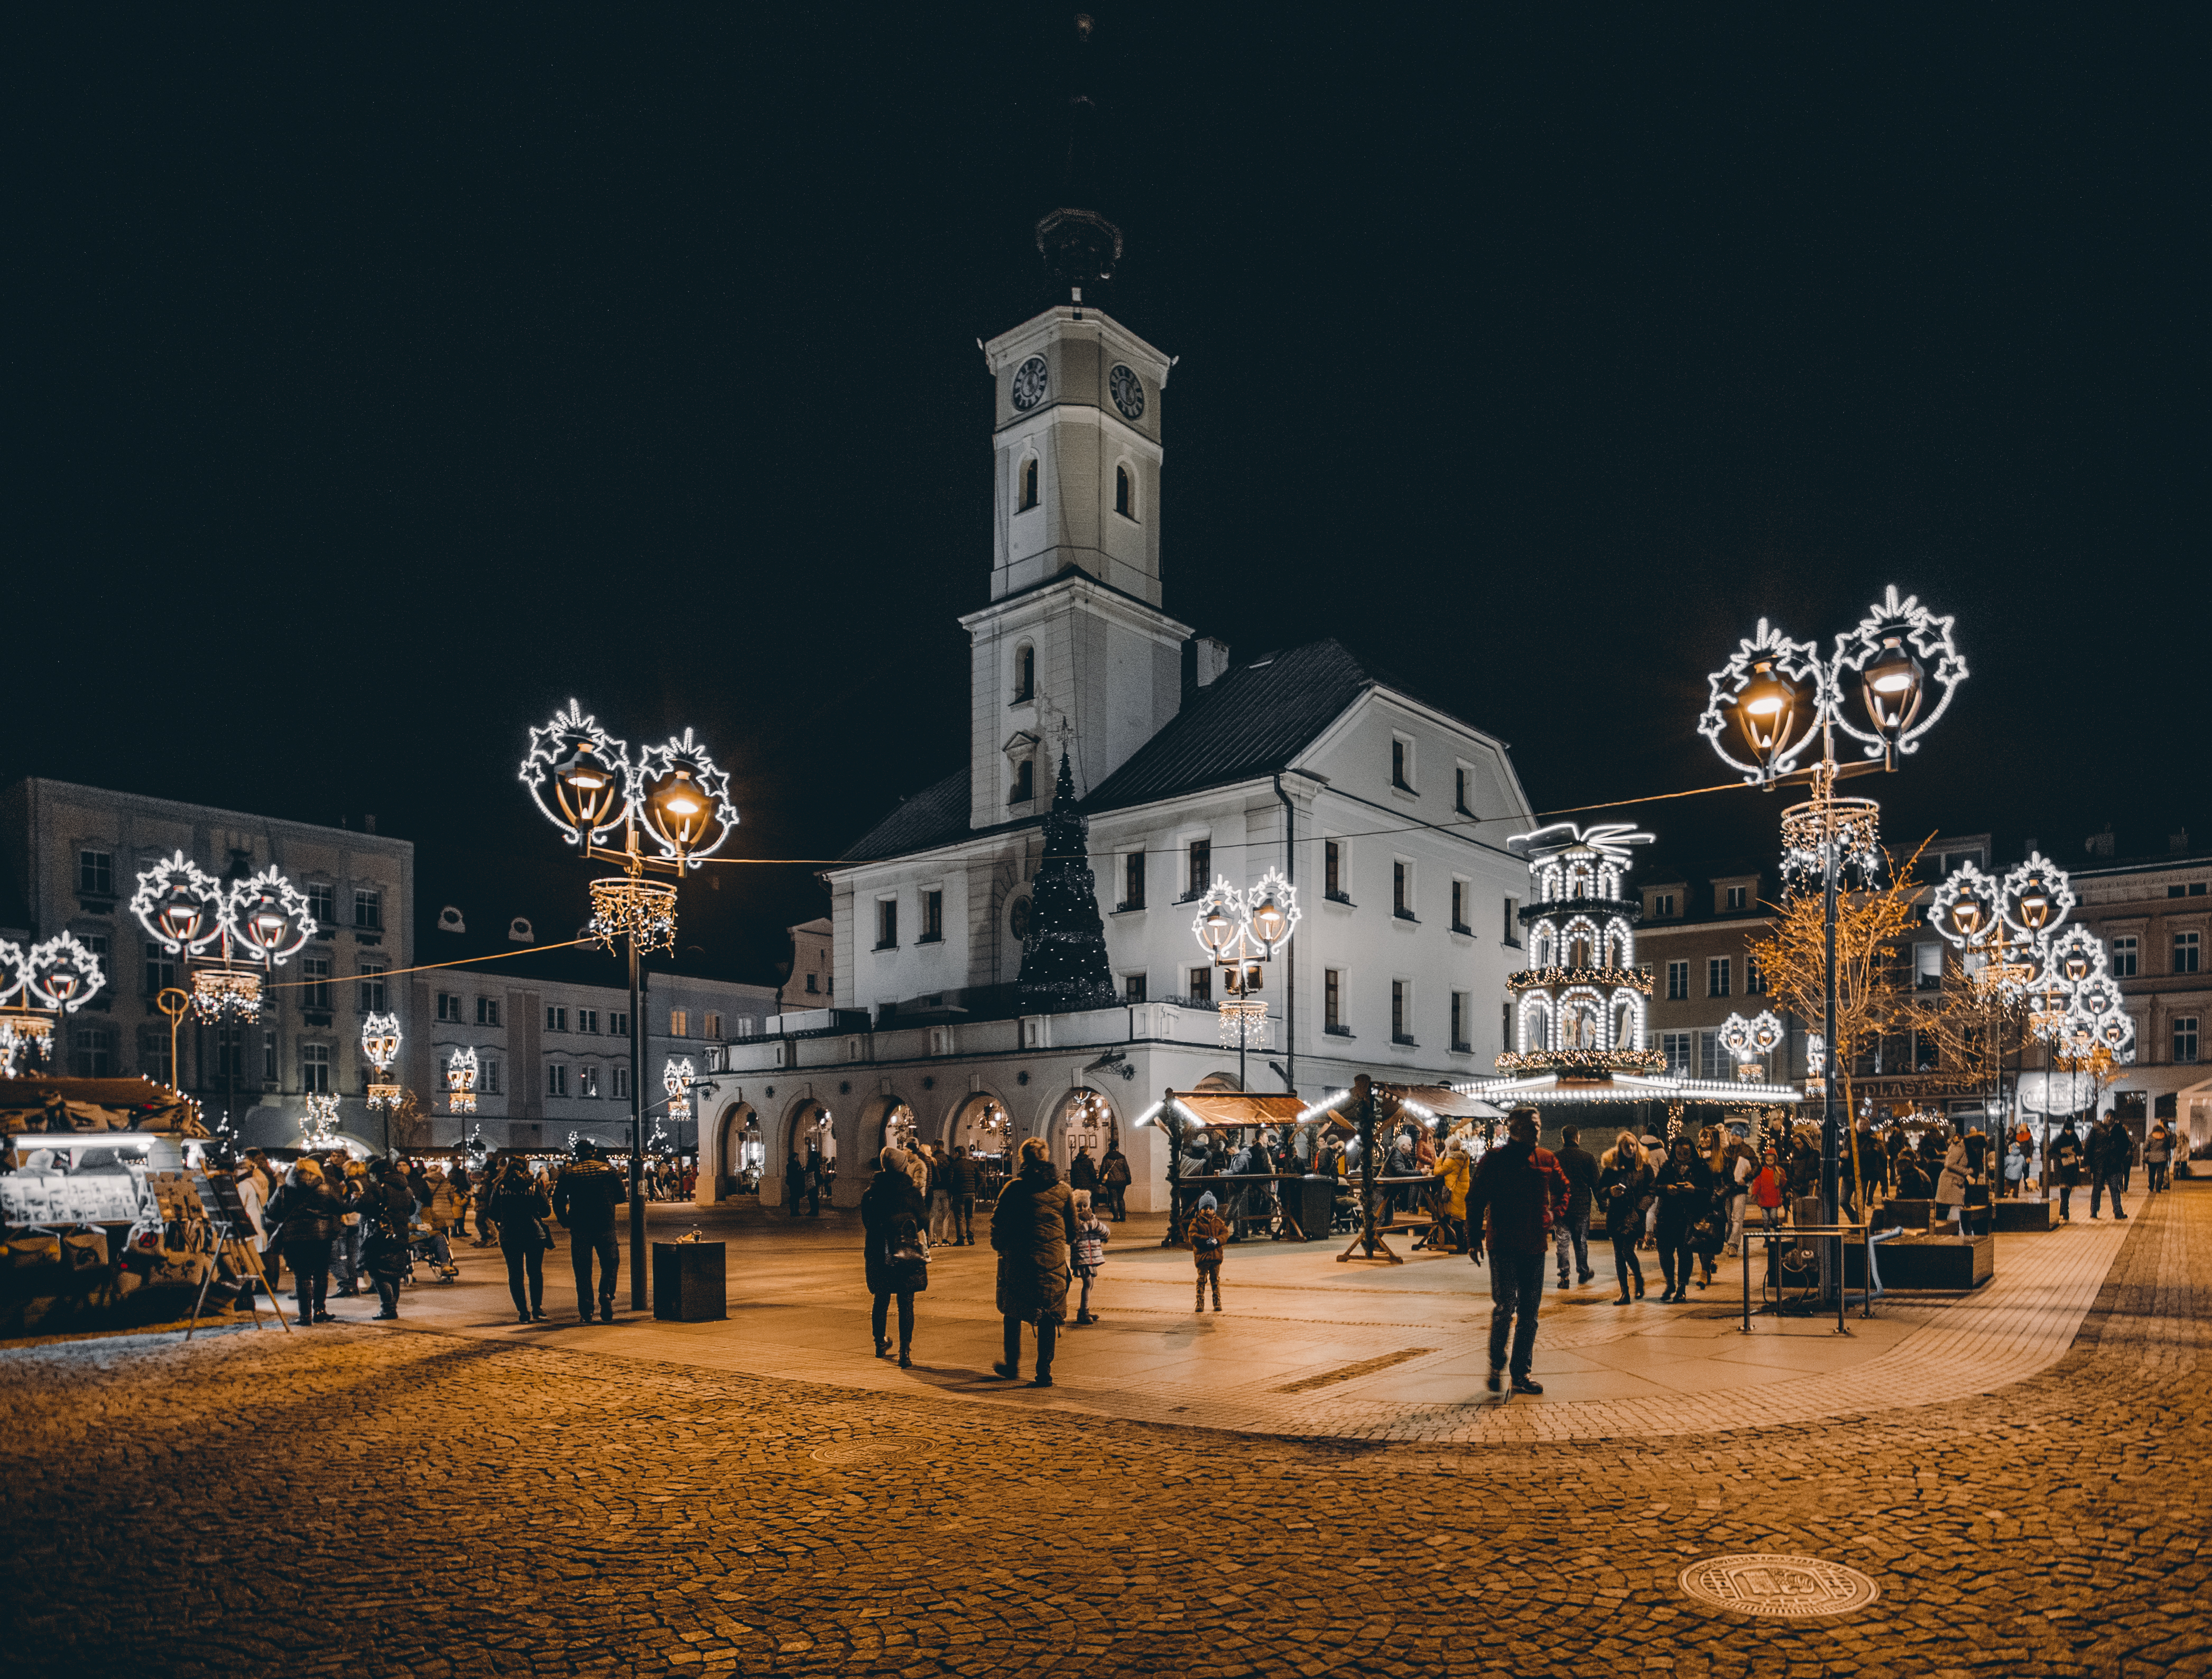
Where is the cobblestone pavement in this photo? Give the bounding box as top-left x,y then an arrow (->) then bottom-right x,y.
3,1187 -> 2205,1677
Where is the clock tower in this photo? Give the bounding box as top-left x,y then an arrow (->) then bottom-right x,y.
959,16 -> 1191,828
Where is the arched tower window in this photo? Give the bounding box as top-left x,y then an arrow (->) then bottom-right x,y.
1115,464 -> 1133,518
1020,456 -> 1040,512
1010,757 -> 1034,805
1013,643 -> 1035,703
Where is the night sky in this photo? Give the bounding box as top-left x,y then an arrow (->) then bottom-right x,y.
13,7 -> 2201,982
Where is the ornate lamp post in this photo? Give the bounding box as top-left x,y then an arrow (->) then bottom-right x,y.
363,1012 -> 403,1157
1700,587 -> 1968,1225
522,699 -> 736,1309
446,1047 -> 479,1116
1190,866 -> 1299,1093
0,935 -> 109,1077
1717,1010 -> 1788,1083
132,851 -> 313,1138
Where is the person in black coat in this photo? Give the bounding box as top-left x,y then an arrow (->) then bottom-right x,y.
1595,1131 -> 1654,1303
861,1148 -> 931,1368
553,1141 -> 628,1322
487,1155 -> 553,1323
263,1160 -> 346,1325
1652,1137 -> 1715,1303
1552,1124 -> 1601,1286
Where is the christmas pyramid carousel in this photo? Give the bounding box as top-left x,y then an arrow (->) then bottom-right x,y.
1455,822 -> 1803,1122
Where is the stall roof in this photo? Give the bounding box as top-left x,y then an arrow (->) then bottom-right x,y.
0,1076 -> 202,1133
1169,1092 -> 1311,1128
1299,1084 -> 1506,1126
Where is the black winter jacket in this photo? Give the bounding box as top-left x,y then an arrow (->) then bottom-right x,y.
554,1159 -> 626,1233
264,1182 -> 345,1246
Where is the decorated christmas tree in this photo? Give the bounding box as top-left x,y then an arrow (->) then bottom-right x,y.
1015,753 -> 1119,1014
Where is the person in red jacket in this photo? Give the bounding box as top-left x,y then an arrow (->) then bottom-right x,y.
1466,1108 -> 1568,1397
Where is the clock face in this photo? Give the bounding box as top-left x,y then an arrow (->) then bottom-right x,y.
1109,363 -> 1144,421
1011,355 -> 1049,412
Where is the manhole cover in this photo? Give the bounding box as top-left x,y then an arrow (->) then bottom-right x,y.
1679,1554 -> 1880,1618
810,1436 -> 921,1465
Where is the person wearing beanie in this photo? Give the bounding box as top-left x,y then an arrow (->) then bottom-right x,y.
1188,1189 -> 1230,1312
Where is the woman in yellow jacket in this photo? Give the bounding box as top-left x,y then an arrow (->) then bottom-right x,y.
1428,1139 -> 1471,1252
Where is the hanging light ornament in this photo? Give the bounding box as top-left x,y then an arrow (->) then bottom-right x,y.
362,1012 -> 403,1112
446,1046 -> 479,1115
0,934 -> 107,1077
663,1056 -> 696,1121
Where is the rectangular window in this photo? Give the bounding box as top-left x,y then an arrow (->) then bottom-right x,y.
1189,966 -> 1213,1005
806,973 -> 820,993
1325,841 -> 1346,902
263,1029 -> 277,1084
548,1064 -> 568,1098
481,1056 -> 502,1095
214,1025 -> 245,1081
1325,968 -> 1345,1033
703,1012 -> 720,1039
1502,1002 -> 1514,1054
1454,765 -> 1474,816
1450,879 -> 1470,934
1123,973 -> 1146,1004
611,1065 -> 629,1100
579,1065 -> 600,1098
2176,932 -> 2201,975
546,1005 -> 567,1032
1502,896 -> 1520,947
2170,884 -> 2191,898
357,959 -> 386,1014
1699,1030 -> 1730,1081
143,1030 -> 173,1087
69,1025 -> 115,1078
437,991 -> 462,1023
1187,840 -> 1211,899
921,890 -> 944,942
301,1043 -> 330,1094
1660,1031 -> 1691,1076
477,995 -> 502,1027
1725,885 -> 1748,911
143,940 -> 175,998
1392,860 -> 1414,919
1708,957 -> 1731,998
876,899 -> 898,949
1653,893 -> 1677,919
353,888 -> 382,931
609,1011 -> 628,1037
77,849 -> 114,897
1390,735 -> 1414,792
2177,1017 -> 2201,1065
1450,991 -> 1470,1052
1391,979 -> 1413,1044
1915,942 -> 1944,991
300,954 -> 332,1011
670,1009 -> 688,1038
1667,961 -> 1689,1001
306,882 -> 337,926
575,1009 -> 596,1034
1122,851 -> 1145,910
1745,953 -> 1766,995
2111,936 -> 2137,978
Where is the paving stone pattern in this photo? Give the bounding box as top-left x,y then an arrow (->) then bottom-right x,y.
2,1188 -> 2205,1677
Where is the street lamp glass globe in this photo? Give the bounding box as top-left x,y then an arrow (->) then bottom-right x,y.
554,739 -> 624,831
1733,659 -> 1808,770
1861,636 -> 1924,743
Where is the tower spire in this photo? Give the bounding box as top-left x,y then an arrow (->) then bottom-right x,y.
1033,12 -> 1123,304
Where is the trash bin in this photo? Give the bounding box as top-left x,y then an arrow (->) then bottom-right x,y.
1297,1176 -> 1335,1240
651,1241 -> 727,1322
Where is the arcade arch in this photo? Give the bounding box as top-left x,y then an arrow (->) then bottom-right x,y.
948,1091 -> 1014,1163
1048,1086 -> 1119,1172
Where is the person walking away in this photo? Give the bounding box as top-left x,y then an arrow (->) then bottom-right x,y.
1428,1137 -> 1471,1253
554,1140 -> 627,1322
861,1147 -> 930,1368
488,1155 -> 553,1323
1936,1134 -> 1973,1238
356,1159 -> 414,1319
2145,1123 -> 2172,1193
2088,1111 -> 2128,1221
1188,1191 -> 1230,1312
785,1150 -> 806,1219
1652,1137 -> 1715,1302
1552,1124 -> 1599,1286
263,1160 -> 345,1325
803,1149 -> 823,1216
948,1144 -> 980,1244
924,1144 -> 956,1246
1596,1130 -> 1653,1303
1069,1145 -> 1100,1198
1101,1143 -> 1132,1222
1720,1136 -> 1757,1257
328,1158 -> 368,1297
1465,1108 -> 1568,1396
2049,1121 -> 2085,1221
991,1137 -> 1075,1387
1070,1189 -> 1109,1324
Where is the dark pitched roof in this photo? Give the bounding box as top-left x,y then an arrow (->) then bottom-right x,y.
1083,638 -> 1374,813
836,638 -> 1501,866
838,768 -> 977,863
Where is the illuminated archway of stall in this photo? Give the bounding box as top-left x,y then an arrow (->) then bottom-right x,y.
1049,1085 -> 1119,1172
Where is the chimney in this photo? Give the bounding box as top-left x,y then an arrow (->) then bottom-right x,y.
2173,828 -> 2192,853
1180,635 -> 1231,706
365,814 -> 377,835
2085,824 -> 2115,859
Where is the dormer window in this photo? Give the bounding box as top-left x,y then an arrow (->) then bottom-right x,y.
1115,464 -> 1133,518
1013,643 -> 1035,703
1020,456 -> 1040,512
1724,885 -> 1748,911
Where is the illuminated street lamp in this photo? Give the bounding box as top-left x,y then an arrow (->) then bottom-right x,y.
446,1046 -> 479,1115
1700,587 -> 1968,1228
522,700 -> 736,1309
0,935 -> 109,1077
1190,866 -> 1300,1092
363,1012 -> 403,1156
